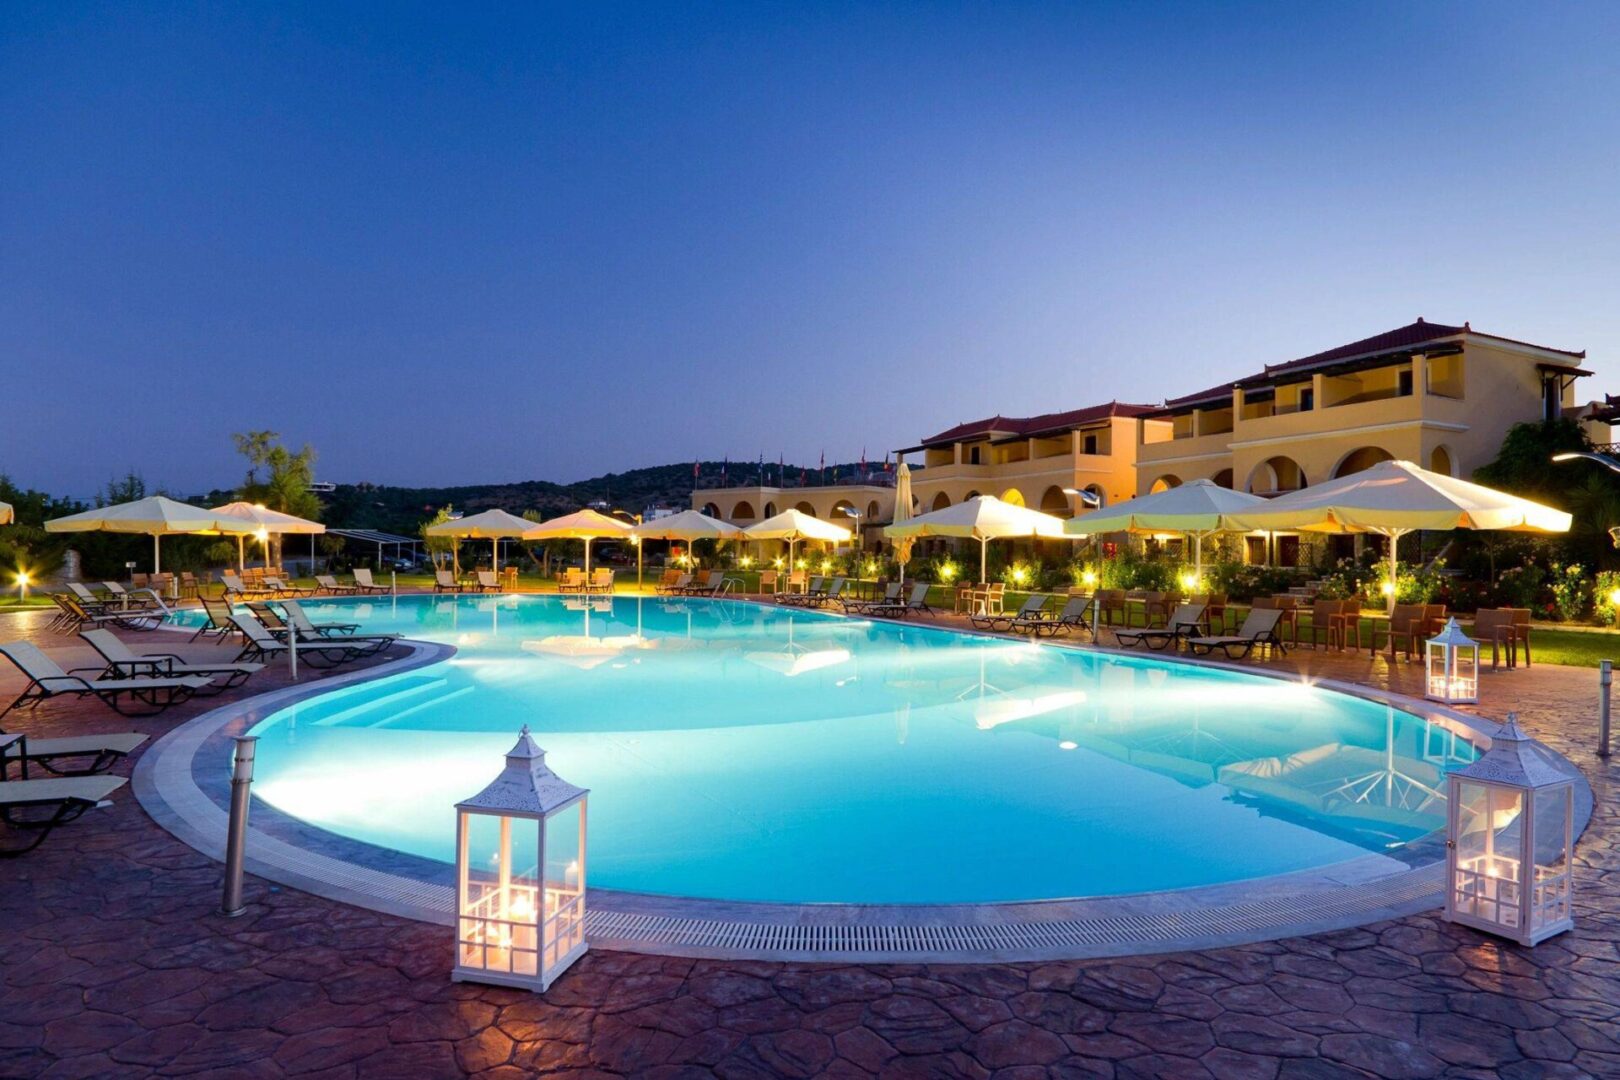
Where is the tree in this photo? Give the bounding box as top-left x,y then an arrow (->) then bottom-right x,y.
421,505 -> 457,571
1473,419 -> 1620,570
233,430 -> 322,565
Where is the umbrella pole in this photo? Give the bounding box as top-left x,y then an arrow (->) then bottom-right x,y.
237,535 -> 245,574
979,537 -> 987,585
584,537 -> 592,576
153,535 -> 161,574
493,538 -> 500,573
1194,533 -> 1203,585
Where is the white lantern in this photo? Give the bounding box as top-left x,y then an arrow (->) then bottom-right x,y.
452,726 -> 588,991
1444,714 -> 1576,946
1425,617 -> 1479,704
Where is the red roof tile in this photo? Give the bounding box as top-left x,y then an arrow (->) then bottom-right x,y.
918,401 -> 1158,447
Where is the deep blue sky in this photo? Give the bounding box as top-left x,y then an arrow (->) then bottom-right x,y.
5,2 -> 1618,498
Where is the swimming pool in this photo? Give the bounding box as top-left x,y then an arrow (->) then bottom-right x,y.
194,594 -> 1480,905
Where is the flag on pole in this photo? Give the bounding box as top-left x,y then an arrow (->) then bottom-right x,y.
721,456 -> 728,483
819,451 -> 825,485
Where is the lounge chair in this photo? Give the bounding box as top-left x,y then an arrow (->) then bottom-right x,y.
79,629 -> 262,693
683,571 -> 725,597
585,568 -> 615,596
556,568 -> 586,594
0,729 -> 147,779
474,570 -> 502,593
221,572 -> 270,600
1013,595 -> 1093,638
282,602 -> 397,656
1473,607 -> 1531,669
0,642 -> 213,719
0,774 -> 127,857
434,569 -> 466,593
263,575 -> 316,598
230,617 -> 371,668
842,583 -> 901,614
1370,603 -> 1444,662
776,576 -> 823,606
971,594 -> 1047,631
1187,607 -> 1286,659
1114,603 -> 1208,651
315,574 -> 358,596
191,598 -> 240,642
351,568 -> 389,594
757,570 -> 781,595
54,595 -> 162,634
866,583 -> 935,618
657,573 -> 692,596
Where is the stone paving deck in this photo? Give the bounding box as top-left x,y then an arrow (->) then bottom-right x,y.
1,603 -> 1617,1079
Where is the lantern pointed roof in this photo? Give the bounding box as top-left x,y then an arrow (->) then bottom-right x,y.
1428,617 -> 1476,648
457,726 -> 588,817
1457,714 -> 1575,789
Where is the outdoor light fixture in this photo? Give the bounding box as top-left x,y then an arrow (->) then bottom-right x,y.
939,561 -> 957,582
1061,487 -> 1102,508
1425,618 -> 1480,704
15,570 -> 29,603
1178,571 -> 1198,592
740,555 -> 753,569
1081,570 -> 1098,587
453,727 -> 588,992
1381,581 -> 1396,597
1010,565 -> 1028,585
1444,714 -> 1576,946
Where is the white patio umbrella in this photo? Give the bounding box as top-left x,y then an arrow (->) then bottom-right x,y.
631,509 -> 747,587
213,501 -> 325,573
744,508 -> 853,575
0,501 -> 13,526
45,496 -> 258,574
1225,459 -> 1571,613
523,508 -> 634,576
1063,479 -> 1267,581
884,494 -> 1066,584
424,508 -> 535,574
891,462 -> 915,586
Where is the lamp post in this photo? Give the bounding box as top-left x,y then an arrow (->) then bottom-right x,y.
453,727 -> 589,992
1444,714 -> 1576,946
15,570 -> 28,605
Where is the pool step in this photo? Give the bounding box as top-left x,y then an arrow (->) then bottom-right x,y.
309,676 -> 455,727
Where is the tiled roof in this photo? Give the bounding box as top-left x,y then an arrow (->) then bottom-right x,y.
1157,319 -> 1586,413
918,401 -> 1158,447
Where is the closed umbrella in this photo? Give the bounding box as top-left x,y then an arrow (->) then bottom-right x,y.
45,496 -> 258,574
884,494 -> 1066,584
744,509 -> 853,576
523,509 -> 634,577
424,508 -> 535,574
892,463 -> 914,586
1063,479 -> 1267,581
1225,460 -> 1571,612
213,501 -> 325,574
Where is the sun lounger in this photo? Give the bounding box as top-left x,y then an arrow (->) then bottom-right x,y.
779,577 -> 828,607
682,571 -> 725,597
231,617 -> 371,667
556,568 -> 586,594
1008,595 -> 1090,638
263,576 -> 316,598
1114,603 -> 1208,651
190,598 -> 241,642
657,573 -> 692,596
585,568 -> 615,596
842,583 -> 901,614
1187,607 -> 1286,659
351,568 -> 389,594
433,569 -> 466,593
314,574 -> 358,596
1,730 -> 148,779
0,774 -> 127,856
283,602 -> 397,657
474,570 -> 502,593
221,572 -> 275,600
0,642 -> 213,719
79,629 -> 262,693
971,594 -> 1047,631
865,583 -> 935,618
801,578 -> 846,608
50,595 -> 157,635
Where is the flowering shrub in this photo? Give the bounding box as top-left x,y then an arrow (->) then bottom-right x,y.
1595,570 -> 1620,626
1547,562 -> 1592,623
1494,564 -> 1547,610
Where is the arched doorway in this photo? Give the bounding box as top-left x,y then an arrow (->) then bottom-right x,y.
1246,457 -> 1307,494
999,488 -> 1026,507
965,490 -> 982,500
762,502 -> 777,518
866,500 -> 881,520
1430,445 -> 1455,476
1039,485 -> 1069,514
931,492 -> 952,512
732,500 -> 756,520
794,502 -> 816,516
1084,484 -> 1105,508
1333,446 -> 1393,479
1148,475 -> 1182,495
1212,469 -> 1234,489
701,502 -> 721,518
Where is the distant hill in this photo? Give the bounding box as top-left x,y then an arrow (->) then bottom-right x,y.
308,460 -> 888,535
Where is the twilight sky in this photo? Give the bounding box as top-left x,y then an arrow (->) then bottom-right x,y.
5,2 -> 1619,498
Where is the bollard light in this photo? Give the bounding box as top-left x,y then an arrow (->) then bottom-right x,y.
453,726 -> 588,992
1425,618 -> 1479,705
1444,714 -> 1577,946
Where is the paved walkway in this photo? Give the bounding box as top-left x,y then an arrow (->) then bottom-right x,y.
1,606 -> 1616,1079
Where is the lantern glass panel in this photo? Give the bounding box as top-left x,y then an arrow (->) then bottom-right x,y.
1531,786 -> 1573,932
1451,780 -> 1524,931
458,812 -> 542,978
542,802 -> 586,974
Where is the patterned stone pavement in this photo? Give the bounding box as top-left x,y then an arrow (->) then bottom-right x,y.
1,603 -> 1617,1079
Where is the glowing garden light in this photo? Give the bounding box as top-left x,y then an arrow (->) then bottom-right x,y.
1425,618 -> 1479,705
453,727 -> 588,993
1010,565 -> 1028,585
15,569 -> 30,603
1445,714 -> 1576,946
938,561 -> 957,583
1081,569 -> 1098,587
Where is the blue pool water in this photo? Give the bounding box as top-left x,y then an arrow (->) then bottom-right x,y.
193,594 -> 1479,904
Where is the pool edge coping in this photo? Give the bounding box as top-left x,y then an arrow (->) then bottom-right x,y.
134,595 -> 1596,964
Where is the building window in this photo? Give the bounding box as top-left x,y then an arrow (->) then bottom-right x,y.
968,446 -> 981,465
1398,369 -> 1414,397
1543,377 -> 1561,422
1082,433 -> 1098,455
1245,536 -> 1267,565
1277,535 -> 1300,568
1298,388 -> 1314,412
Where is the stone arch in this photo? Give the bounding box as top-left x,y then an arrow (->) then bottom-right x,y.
1332,446 -> 1394,479
794,502 -> 816,516
831,499 -> 856,520
762,502 -> 777,518
1148,475 -> 1182,495
1039,485 -> 1069,513
1246,456 -> 1307,494
866,500 -> 881,520
931,492 -> 952,512
1084,484 -> 1106,509
732,500 -> 756,521
701,502 -> 722,518
1430,445 -> 1455,477
1212,469 -> 1234,490
999,488 -> 1026,507
965,490 -> 982,501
